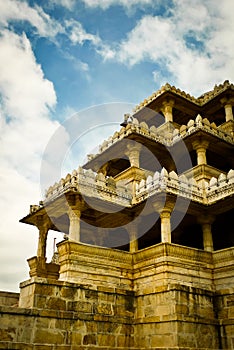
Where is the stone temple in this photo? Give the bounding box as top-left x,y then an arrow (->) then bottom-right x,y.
0,80 -> 234,349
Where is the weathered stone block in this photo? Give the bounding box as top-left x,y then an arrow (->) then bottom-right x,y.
47,297 -> 66,310
71,331 -> 82,345
97,334 -> 116,347
68,301 -> 92,313
33,329 -> 66,344
94,302 -> 114,315
83,334 -> 97,345
0,328 -> 16,341
151,334 -> 176,347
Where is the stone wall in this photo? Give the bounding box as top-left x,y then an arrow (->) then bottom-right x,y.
134,284 -> 219,349
0,291 -> 19,307
0,279 -> 134,349
1,242 -> 234,349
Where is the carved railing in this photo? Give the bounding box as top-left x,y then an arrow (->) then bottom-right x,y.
135,167 -> 204,203
135,167 -> 234,205
43,166 -> 234,208
87,114 -> 233,162
206,169 -> 234,203
44,167 -> 132,206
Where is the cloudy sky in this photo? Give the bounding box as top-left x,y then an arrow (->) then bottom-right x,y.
0,0 -> 234,292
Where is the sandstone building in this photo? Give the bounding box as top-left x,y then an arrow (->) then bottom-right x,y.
0,80 -> 234,349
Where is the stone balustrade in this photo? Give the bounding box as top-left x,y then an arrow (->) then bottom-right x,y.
44,167 -> 132,206
135,167 -> 234,205
86,114 -> 234,163
206,169 -> 234,203
135,167 -> 203,203
42,166 -> 234,208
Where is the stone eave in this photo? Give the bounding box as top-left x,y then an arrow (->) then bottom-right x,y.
133,80 -> 234,115
133,90 -> 201,121
181,128 -> 234,154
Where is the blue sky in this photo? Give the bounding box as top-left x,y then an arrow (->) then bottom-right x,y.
0,0 -> 234,292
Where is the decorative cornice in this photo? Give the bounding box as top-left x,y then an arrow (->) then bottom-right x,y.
133,80 -> 234,113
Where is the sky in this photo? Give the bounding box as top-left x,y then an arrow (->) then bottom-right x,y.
0,0 -> 234,292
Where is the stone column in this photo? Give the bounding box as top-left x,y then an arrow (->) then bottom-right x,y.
127,222 -> 138,253
125,143 -> 142,168
161,99 -> 175,122
221,97 -> 234,122
198,215 -> 214,252
192,140 -> 209,165
160,209 -> 172,243
35,216 -> 50,270
68,207 -> 81,241
153,198 -> 175,243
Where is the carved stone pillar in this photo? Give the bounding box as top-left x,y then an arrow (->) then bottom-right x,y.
125,143 -> 142,168
68,207 -> 81,242
160,209 -> 172,243
192,140 -> 209,165
153,198 -> 175,244
198,215 -> 214,252
221,97 -> 234,122
127,222 -> 138,253
161,99 -> 175,122
35,215 -> 51,270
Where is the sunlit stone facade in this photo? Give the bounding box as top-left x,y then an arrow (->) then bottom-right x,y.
1,80 -> 234,349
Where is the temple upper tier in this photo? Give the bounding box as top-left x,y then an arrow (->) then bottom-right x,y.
20,80 -> 234,278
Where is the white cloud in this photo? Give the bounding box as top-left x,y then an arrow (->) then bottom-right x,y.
81,0 -> 154,10
65,19 -> 101,46
0,30 -> 69,291
0,0 -> 63,37
98,0 -> 234,95
0,30 -> 57,121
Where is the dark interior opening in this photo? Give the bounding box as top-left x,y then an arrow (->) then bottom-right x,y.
213,209 -> 234,250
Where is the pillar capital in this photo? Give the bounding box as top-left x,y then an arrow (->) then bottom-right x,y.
161,98 -> 175,122
125,142 -> 142,168
152,195 -> 175,214
35,214 -> 51,231
152,197 -> 175,244
220,96 -> 234,106
66,194 -> 86,210
192,139 -> 209,151
192,139 -> 209,166
197,214 -> 215,225
125,142 -> 142,154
